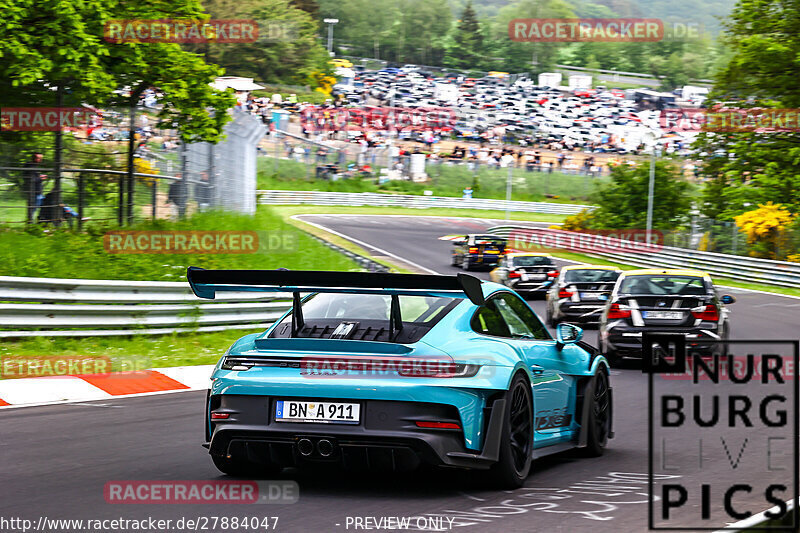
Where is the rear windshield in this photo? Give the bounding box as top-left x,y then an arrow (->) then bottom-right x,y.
511,256 -> 554,267
618,276 -> 707,295
564,269 -> 620,282
473,236 -> 506,246
300,293 -> 458,323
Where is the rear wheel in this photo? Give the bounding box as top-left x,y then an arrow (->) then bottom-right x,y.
461,256 -> 472,271
488,374 -> 533,488
580,371 -> 612,457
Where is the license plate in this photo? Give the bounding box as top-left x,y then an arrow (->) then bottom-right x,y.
484,250 -> 499,254
581,292 -> 602,299
643,311 -> 684,320
275,400 -> 360,424
528,274 -> 546,280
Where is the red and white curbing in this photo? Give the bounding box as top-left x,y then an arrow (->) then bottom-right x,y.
0,365 -> 215,408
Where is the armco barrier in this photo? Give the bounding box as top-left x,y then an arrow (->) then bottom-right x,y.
0,223 -> 395,337
256,190 -> 593,215
0,276 -> 293,338
487,225 -> 800,288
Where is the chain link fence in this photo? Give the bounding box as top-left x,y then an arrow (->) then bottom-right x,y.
0,108 -> 263,226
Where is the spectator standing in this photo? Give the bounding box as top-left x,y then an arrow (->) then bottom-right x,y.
23,153 -> 47,223
195,172 -> 213,211
167,174 -> 188,219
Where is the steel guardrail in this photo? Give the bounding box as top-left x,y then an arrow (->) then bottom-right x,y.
0,277 -> 294,338
256,190 -> 593,215
486,225 -> 800,289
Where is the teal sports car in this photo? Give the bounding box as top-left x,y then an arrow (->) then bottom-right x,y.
189,267 -> 613,488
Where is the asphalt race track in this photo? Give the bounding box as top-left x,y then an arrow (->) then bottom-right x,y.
1,214 -> 798,533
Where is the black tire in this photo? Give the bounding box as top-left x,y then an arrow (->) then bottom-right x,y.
580,371 -> 612,457
211,454 -> 281,478
451,253 -> 459,266
488,374 -> 533,488
462,257 -> 472,271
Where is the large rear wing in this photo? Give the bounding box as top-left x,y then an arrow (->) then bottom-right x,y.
187,267 -> 485,340
187,267 -> 485,305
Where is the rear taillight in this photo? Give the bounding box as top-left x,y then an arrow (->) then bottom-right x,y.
607,303 -> 632,319
468,247 -> 479,254
509,271 -> 521,278
559,289 -> 574,298
547,270 -> 559,278
415,421 -> 461,429
692,304 -> 719,321
210,412 -> 230,420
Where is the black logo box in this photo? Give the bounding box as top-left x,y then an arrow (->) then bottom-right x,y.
643,334 -> 799,531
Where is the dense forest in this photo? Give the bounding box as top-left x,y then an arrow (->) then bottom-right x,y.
314,0 -> 735,87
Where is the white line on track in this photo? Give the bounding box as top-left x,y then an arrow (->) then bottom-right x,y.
293,215 -> 441,274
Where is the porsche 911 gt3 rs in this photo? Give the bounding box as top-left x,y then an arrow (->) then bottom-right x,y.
189,267 -> 613,488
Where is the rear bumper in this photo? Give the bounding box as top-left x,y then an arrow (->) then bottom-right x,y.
206,395 -> 505,470
602,324 -> 723,357
555,302 -> 606,322
465,254 -> 501,266
509,280 -> 553,294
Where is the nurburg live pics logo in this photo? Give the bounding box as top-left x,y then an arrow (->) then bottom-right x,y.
644,334 -> 799,530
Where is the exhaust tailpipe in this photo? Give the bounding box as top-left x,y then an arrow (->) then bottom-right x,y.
297,438 -> 314,456
317,439 -> 334,457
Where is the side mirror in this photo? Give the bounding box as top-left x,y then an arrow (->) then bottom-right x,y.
720,294 -> 736,305
555,323 -> 583,349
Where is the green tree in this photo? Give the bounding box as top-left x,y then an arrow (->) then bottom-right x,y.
492,0 -> 575,74
443,2 -> 485,70
0,0 -> 236,142
197,0 -> 331,89
589,161 -> 693,230
696,0 -> 800,219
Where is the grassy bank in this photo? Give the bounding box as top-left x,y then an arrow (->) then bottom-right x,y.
257,156 -> 605,204
0,330 -> 259,371
0,208 -> 357,280
270,205 -> 569,224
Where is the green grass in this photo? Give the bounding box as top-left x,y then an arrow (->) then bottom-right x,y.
270,205 -> 569,224
251,85 -> 330,104
0,329 -> 258,374
257,156 -> 606,204
0,207 -> 358,280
